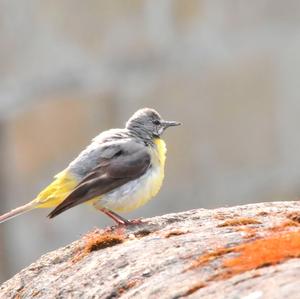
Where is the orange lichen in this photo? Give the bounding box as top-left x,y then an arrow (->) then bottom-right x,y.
134,229 -> 152,238
15,293 -> 22,299
117,278 -> 140,295
72,230 -> 124,263
213,213 -> 227,220
256,211 -> 268,216
269,220 -> 299,232
188,247 -> 233,270
84,232 -> 124,252
287,212 -> 300,224
218,217 -> 261,227
182,282 -> 207,296
164,229 -> 188,238
32,290 -> 41,297
223,231 -> 300,274
188,221 -> 300,283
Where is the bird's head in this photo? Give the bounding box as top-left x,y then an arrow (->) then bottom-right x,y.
126,108 -> 181,139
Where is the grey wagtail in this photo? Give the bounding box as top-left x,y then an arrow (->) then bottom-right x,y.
0,108 -> 181,225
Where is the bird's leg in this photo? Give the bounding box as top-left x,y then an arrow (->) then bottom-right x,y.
94,206 -> 131,225
93,202 -> 143,226
102,209 -> 143,225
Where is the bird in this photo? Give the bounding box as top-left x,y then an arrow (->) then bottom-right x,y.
0,108 -> 181,225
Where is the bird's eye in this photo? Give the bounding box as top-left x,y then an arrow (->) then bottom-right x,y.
153,120 -> 161,125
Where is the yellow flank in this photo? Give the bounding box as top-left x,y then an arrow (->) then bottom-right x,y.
151,137 -> 167,195
154,137 -> 167,168
33,170 -> 78,208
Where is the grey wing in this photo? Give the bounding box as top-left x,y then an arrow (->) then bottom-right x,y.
48,141 -> 151,218
68,134 -> 131,179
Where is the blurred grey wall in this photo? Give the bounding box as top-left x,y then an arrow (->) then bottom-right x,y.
1,0 -> 300,282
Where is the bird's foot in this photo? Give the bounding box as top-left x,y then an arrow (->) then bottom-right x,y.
123,218 -> 143,225
96,206 -> 144,226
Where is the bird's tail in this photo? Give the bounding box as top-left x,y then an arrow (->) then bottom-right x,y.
0,201 -> 37,224
0,170 -> 77,224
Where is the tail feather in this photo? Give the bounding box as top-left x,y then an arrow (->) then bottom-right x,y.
0,202 -> 36,224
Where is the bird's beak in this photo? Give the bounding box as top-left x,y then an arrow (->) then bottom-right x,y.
161,120 -> 182,128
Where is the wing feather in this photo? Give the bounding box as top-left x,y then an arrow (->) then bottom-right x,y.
48,141 -> 150,218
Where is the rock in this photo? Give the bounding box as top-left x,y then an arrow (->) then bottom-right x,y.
1,201 -> 300,298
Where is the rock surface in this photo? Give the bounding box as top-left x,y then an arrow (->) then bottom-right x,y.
1,201 -> 300,299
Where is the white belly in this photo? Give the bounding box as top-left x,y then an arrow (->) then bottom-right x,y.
93,138 -> 167,213
96,164 -> 164,213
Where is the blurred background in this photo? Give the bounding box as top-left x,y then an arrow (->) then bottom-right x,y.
1,0 -> 300,282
